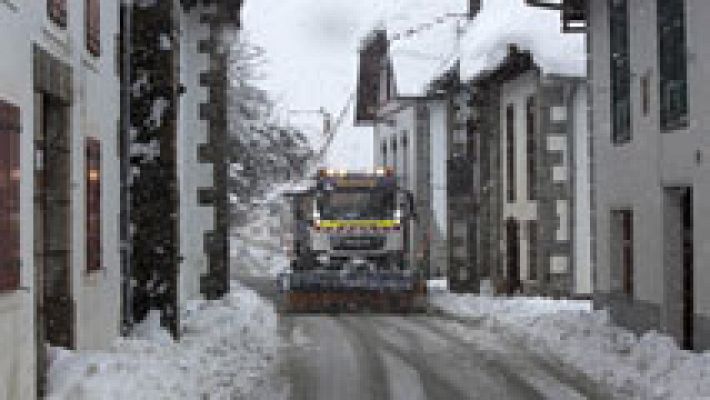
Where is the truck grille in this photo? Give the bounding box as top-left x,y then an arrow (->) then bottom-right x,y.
331,235 -> 385,250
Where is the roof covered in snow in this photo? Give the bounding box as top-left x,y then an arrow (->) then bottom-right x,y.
460,0 -> 586,81
382,0 -> 585,97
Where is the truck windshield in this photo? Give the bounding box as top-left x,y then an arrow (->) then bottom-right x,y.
317,190 -> 395,220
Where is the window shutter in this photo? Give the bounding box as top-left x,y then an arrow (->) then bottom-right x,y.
48,0 -> 68,28
86,0 -> 101,56
86,138 -> 101,272
0,100 -> 21,291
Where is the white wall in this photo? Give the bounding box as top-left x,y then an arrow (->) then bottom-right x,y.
500,71 -> 539,281
0,1 -> 37,397
178,5 -> 214,306
590,0 -> 710,340
573,84 -> 592,295
429,100 -> 448,277
71,0 -> 122,352
0,0 -> 122,397
376,102 -> 421,268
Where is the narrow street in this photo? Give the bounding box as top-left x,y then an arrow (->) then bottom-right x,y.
4,1 -> 710,399
237,275 -> 600,400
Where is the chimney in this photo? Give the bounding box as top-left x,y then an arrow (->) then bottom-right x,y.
468,0 -> 481,19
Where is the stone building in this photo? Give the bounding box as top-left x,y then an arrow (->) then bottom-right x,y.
531,0 -> 710,350
449,0 -> 591,297
465,46 -> 590,297
120,0 -> 243,337
353,1 -> 592,297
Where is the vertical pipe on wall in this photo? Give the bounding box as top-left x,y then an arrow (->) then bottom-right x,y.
119,0 -> 133,335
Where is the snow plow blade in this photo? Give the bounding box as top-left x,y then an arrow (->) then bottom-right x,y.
276,272 -> 427,313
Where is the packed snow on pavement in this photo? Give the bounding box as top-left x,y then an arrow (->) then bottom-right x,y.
46,282 -> 287,400
230,180 -> 304,278
431,291 -> 710,399
230,207 -> 289,278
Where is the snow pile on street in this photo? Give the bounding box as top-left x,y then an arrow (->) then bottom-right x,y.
432,293 -> 710,399
232,178 -> 313,278
231,198 -> 289,278
46,282 -> 287,400
232,236 -> 289,278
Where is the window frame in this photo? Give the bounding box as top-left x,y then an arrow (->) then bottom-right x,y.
528,220 -> 538,281
85,0 -> 101,57
0,100 -> 21,291
85,137 -> 102,272
506,103 -> 516,203
48,0 -> 68,28
381,141 -> 387,166
609,0 -> 632,144
657,0 -> 689,131
525,96 -> 536,201
611,208 -> 634,297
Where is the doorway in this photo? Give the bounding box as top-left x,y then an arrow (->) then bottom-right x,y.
506,218 -> 520,294
35,93 -> 73,349
663,186 -> 694,350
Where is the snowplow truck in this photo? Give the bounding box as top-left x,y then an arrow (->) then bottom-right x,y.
278,168 -> 426,313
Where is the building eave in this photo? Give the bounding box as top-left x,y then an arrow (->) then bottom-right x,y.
526,0 -> 587,33
180,0 -> 244,26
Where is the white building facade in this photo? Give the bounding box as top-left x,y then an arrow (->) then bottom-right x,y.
0,0 -> 121,397
586,0 -> 710,350
178,4 -> 217,307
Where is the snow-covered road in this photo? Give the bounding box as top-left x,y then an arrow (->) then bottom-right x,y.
47,270 -> 710,400
279,313 -> 598,400
226,274 -> 600,400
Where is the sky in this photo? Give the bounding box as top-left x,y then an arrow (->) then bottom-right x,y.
241,0 -> 467,170
242,0 -> 379,170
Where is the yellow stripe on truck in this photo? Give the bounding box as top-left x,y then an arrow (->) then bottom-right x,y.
318,220 -> 400,228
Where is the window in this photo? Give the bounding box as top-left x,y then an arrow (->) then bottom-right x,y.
640,75 -> 651,117
391,137 -> 398,172
612,209 -> 633,296
86,138 -> 101,272
621,210 -> 633,295
48,0 -> 68,28
526,96 -> 536,200
506,104 -> 516,202
401,132 -> 409,185
609,0 -> 631,144
658,0 -> 688,130
381,141 -> 387,165
528,220 -> 538,281
0,101 -> 21,291
506,218 -> 521,294
86,0 -> 101,56
197,143 -> 213,163
198,188 -> 215,206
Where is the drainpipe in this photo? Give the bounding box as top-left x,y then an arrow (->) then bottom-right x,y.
120,0 -> 133,335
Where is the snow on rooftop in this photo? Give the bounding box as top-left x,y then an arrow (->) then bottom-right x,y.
460,0 -> 586,81
383,0 -> 585,96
